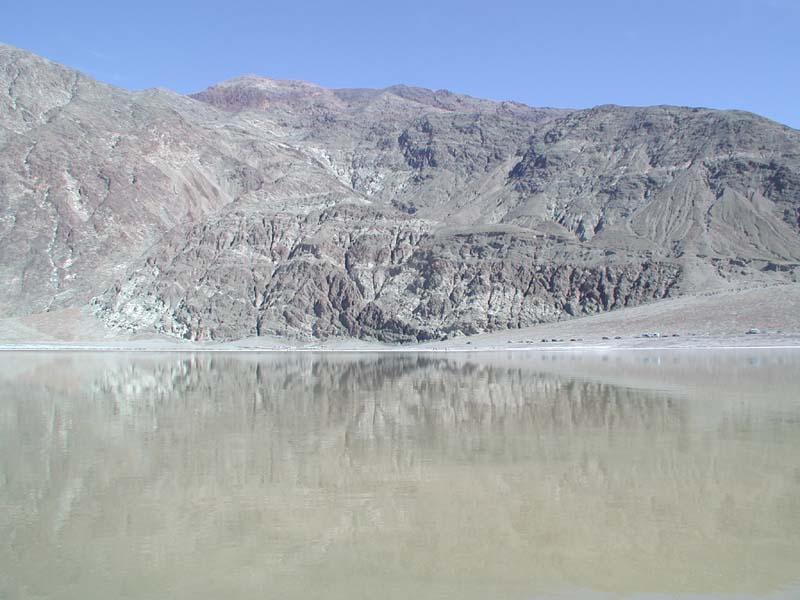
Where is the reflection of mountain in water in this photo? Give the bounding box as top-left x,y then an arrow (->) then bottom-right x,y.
1,353 -> 799,598
88,354 -> 688,436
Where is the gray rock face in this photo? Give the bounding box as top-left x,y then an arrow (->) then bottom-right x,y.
96,202 -> 681,342
504,106 -> 800,262
0,44 -> 345,317
2,43 -> 799,342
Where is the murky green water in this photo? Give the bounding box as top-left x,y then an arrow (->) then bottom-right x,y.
1,350 -> 799,599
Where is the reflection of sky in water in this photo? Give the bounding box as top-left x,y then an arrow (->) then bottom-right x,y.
1,350 -> 799,599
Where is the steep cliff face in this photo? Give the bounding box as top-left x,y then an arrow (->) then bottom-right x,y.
2,44 -> 799,342
95,201 -> 680,342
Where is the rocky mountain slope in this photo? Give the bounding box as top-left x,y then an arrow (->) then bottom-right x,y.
1,43 -> 798,342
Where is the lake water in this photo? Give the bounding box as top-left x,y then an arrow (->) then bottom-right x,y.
1,350 -> 799,599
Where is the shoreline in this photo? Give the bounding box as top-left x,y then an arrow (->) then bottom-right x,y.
2,338 -> 799,353
3,283 -> 798,354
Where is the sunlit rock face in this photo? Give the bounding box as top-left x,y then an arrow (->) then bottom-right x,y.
94,204 -> 683,342
2,42 -> 799,341
2,351 -> 800,598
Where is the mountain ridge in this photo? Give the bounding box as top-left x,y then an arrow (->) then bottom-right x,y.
1,43 -> 798,342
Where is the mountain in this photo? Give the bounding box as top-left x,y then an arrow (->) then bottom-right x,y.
1,43 -> 798,343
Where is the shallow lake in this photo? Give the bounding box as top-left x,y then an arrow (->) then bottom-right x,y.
1,350 -> 799,599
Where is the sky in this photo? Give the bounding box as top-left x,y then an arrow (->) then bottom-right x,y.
2,0 -> 798,127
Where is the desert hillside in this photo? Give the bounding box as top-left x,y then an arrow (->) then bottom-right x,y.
1,43 -> 798,343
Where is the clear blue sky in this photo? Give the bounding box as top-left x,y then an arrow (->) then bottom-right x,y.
2,0 -> 798,127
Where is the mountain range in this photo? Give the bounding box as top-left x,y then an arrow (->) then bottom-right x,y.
1,43 -> 798,343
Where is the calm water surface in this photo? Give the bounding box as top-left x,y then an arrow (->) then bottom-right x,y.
1,350 -> 799,599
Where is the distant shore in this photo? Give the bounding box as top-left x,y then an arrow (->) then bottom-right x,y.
1,333 -> 799,353
2,283 -> 798,354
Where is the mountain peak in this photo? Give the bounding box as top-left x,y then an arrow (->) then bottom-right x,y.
190,74 -> 339,111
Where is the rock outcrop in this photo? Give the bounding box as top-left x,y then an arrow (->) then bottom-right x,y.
96,203 -> 681,341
